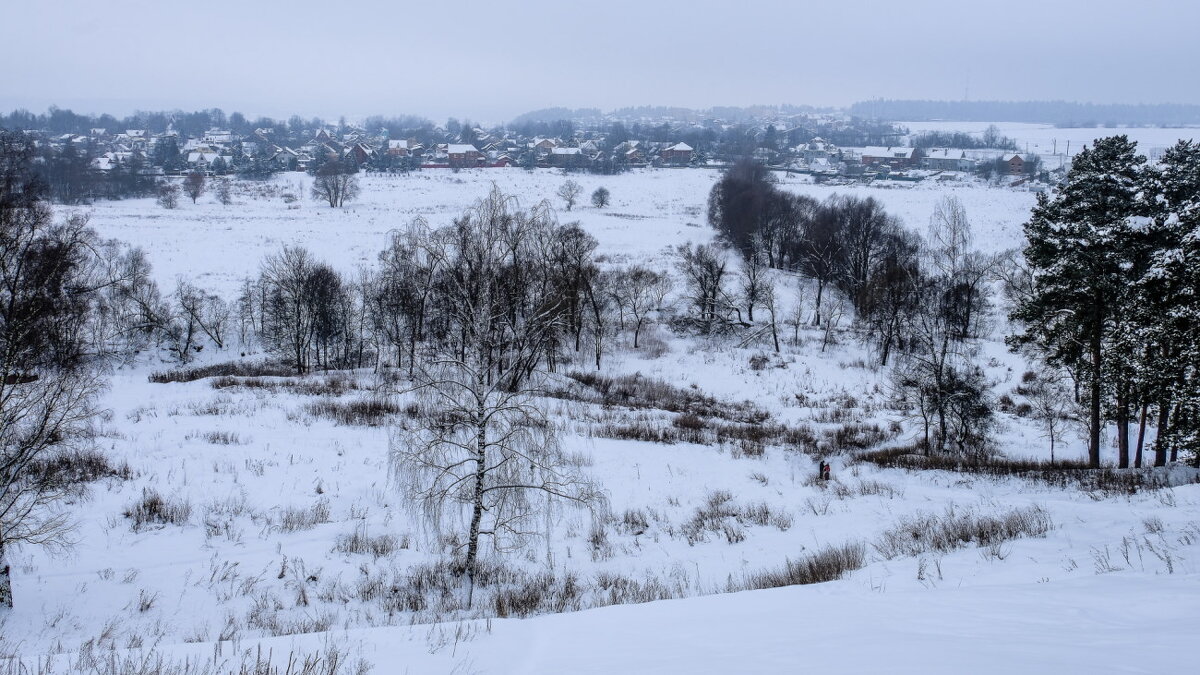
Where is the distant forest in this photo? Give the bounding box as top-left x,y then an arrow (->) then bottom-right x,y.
510,104 -> 831,126
849,100 -> 1200,127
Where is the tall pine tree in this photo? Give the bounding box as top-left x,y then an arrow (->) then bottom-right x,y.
1009,136 -> 1147,468
1139,140 -> 1200,466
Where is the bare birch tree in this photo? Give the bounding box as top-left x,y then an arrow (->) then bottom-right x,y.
389,188 -> 602,599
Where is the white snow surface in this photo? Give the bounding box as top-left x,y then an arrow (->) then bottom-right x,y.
4,168 -> 1199,673
900,120 -> 1198,160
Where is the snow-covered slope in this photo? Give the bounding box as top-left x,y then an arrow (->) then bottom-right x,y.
4,168 -> 1198,673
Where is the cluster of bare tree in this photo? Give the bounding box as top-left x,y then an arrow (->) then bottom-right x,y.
703,160 -> 1002,454
238,249 -> 369,372
385,189 -> 606,589
1,169 -> 663,602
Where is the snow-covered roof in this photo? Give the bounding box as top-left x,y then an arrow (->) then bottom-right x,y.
665,142 -> 693,152
862,146 -> 917,159
925,149 -> 966,160
551,147 -> 582,155
446,144 -> 479,154
187,151 -> 221,164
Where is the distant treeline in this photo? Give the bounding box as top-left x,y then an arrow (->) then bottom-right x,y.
850,100 -> 1200,127
909,126 -> 1019,151
511,104 -> 831,126
0,106 -> 427,140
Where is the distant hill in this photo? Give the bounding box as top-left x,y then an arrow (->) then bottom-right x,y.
508,108 -> 605,125
849,100 -> 1200,127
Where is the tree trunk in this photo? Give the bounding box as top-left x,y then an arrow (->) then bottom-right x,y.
1134,403 -> 1148,469
465,413 -> 487,604
1088,335 -> 1102,469
0,539 -> 11,608
1154,398 -> 1170,467
812,280 -> 824,327
1170,402 -> 1182,463
922,411 -> 931,457
1116,395 -> 1130,469
936,406 -> 948,455
879,331 -> 892,367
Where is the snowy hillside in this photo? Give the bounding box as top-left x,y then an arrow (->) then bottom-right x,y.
4,169 -> 1198,674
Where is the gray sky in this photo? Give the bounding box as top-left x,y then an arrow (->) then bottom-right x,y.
1,0 -> 1195,124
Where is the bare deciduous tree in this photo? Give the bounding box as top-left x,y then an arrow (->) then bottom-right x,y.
215,178 -> 233,206
259,247 -> 318,372
739,240 -> 770,323
1023,370 -> 1076,462
590,186 -> 610,208
927,196 -> 972,278
183,171 -> 206,204
763,283 -> 781,353
676,243 -> 737,332
820,291 -> 847,353
892,278 -> 994,455
610,266 -> 670,349
797,201 -> 846,326
171,280 -> 231,360
156,182 -> 179,209
556,180 -> 582,211
1,159 -> 107,607
389,188 -> 602,597
311,162 -> 360,208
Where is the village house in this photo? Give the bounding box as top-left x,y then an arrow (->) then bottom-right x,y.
660,142 -> 694,165
203,129 -> 233,145
386,139 -> 412,157
344,142 -> 376,165
185,148 -> 227,172
860,146 -> 923,168
798,137 -> 836,162
446,143 -> 484,167
548,146 -> 585,168
614,140 -> 646,165
923,148 -> 974,172
1003,153 -> 1026,174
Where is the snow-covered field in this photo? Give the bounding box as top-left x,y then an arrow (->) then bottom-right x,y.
5,169 -> 1199,673
900,120 -> 1199,160
69,169 -> 1039,297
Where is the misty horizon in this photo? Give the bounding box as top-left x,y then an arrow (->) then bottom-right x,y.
2,0 -> 1197,125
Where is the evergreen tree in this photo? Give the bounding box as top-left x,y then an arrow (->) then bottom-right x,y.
1008,136 -> 1148,468
153,137 -> 181,173
1139,140 -> 1200,466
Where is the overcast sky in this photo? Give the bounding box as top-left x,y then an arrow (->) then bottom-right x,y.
1,0 -> 1195,125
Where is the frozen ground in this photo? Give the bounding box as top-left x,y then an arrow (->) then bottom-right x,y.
4,169 -> 1199,673
900,120 -> 1199,161
69,169 -> 1038,297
